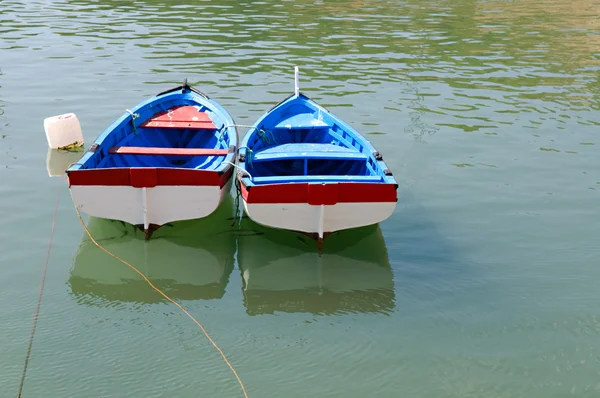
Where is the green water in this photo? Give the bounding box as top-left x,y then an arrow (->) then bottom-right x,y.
1,0 -> 600,396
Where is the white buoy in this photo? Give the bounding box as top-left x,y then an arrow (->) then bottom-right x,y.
294,66 -> 299,96
43,113 -> 84,149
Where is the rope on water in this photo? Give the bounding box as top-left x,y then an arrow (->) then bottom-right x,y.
232,177 -> 242,227
17,183 -> 61,398
73,206 -> 249,398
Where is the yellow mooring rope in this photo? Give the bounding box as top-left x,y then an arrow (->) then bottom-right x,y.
74,206 -> 249,398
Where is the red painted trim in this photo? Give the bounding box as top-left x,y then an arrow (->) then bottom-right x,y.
218,165 -> 234,188
308,183 -> 339,205
241,181 -> 397,205
140,106 -> 217,130
68,166 -> 233,189
130,168 -> 158,188
239,181 -> 250,199
68,169 -> 130,186
109,147 -> 228,156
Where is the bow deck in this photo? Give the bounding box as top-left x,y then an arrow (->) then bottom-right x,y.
140,105 -> 217,130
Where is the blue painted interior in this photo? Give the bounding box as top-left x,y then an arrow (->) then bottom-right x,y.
239,93 -> 397,187
66,89 -> 237,173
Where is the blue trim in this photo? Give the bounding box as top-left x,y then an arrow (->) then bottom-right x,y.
250,175 -> 384,184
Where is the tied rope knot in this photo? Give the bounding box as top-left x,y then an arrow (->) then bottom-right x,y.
257,129 -> 277,145
126,109 -> 140,134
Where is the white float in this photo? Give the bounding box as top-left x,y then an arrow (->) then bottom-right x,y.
43,113 -> 84,149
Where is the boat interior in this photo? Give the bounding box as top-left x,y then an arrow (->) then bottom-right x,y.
83,100 -> 232,171
244,102 -> 385,184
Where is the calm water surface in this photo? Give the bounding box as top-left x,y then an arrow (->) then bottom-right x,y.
1,0 -> 600,397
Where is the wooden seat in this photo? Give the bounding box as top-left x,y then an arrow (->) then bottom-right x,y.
109,146 -> 228,156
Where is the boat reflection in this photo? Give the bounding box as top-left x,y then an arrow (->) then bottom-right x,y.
237,220 -> 395,316
69,197 -> 237,305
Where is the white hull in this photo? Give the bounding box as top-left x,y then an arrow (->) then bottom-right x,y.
70,179 -> 232,227
242,201 -> 396,236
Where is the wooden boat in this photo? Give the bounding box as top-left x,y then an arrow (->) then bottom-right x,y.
69,197 -> 237,304
66,80 -> 238,239
237,220 -> 395,316
237,69 -> 397,245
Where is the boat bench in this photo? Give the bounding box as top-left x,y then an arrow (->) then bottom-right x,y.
251,175 -> 383,184
251,143 -> 368,163
109,146 -> 229,156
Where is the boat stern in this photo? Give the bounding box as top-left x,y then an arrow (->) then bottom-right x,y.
239,179 -> 397,239
68,167 -> 234,233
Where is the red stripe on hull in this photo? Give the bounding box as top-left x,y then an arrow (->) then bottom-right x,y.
241,181 -> 397,205
68,166 -> 233,189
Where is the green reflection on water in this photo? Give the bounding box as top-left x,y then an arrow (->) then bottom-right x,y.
237,221 -> 395,316
69,198 -> 236,304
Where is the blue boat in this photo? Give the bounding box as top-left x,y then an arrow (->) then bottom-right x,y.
237,68 -> 397,245
66,80 -> 238,239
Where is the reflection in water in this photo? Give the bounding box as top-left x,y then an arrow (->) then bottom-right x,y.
237,220 -> 395,316
46,148 -> 83,177
69,197 -> 236,305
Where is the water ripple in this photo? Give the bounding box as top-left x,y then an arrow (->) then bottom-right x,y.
1,0 -> 600,396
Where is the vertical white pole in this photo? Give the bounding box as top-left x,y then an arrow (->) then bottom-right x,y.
294,66 -> 299,96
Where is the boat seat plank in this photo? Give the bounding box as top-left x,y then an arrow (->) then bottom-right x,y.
274,113 -> 332,130
252,143 -> 368,162
251,175 -> 383,184
109,146 -> 228,156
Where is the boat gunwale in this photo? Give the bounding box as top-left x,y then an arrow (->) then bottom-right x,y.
66,86 -> 238,176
